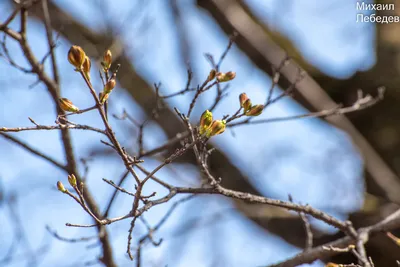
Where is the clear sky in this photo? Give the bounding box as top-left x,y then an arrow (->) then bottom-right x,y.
0,0 -> 373,266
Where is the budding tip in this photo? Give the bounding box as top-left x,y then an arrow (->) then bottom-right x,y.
68,45 -> 86,69
59,98 -> 79,113
67,174 -> 77,187
206,119 -> 226,137
207,69 -> 216,81
57,181 -> 66,193
245,104 -> 264,116
104,78 -> 116,93
102,49 -> 112,70
82,56 -> 91,79
216,71 -> 236,82
199,110 -> 213,135
239,93 -> 252,111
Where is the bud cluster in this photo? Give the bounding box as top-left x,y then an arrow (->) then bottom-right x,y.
68,45 -> 86,70
67,45 -> 116,105
100,50 -> 115,104
56,174 -> 78,194
199,110 -> 226,138
216,71 -> 236,83
67,45 -> 91,79
239,93 -> 264,117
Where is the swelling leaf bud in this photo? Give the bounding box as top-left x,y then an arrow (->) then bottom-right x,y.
68,45 -> 86,69
239,93 -> 252,111
206,120 -> 226,137
102,49 -> 112,71
207,69 -> 216,81
59,98 -> 79,112
104,78 -> 116,94
245,104 -> 264,116
82,56 -> 91,80
68,174 -> 77,187
100,92 -> 110,104
57,181 -> 67,193
216,71 -> 236,82
199,110 -> 213,135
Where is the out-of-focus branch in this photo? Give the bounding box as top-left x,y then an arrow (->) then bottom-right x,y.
0,132 -> 67,171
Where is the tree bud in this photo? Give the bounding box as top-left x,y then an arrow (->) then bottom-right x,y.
104,78 -> 116,94
57,181 -> 66,193
99,92 -> 110,104
59,98 -> 79,112
239,93 -> 252,111
67,174 -> 77,187
245,104 -> 264,116
102,49 -> 112,71
206,120 -> 226,137
199,110 -> 213,135
67,45 -> 86,69
207,69 -> 216,81
82,56 -> 91,80
216,71 -> 236,82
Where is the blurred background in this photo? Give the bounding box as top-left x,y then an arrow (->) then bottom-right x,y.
1,0 -> 400,266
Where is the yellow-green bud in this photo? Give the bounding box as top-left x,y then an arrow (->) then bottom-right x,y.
82,56 -> 91,80
99,92 -> 110,104
103,78 -> 116,94
67,45 -> 86,69
68,174 -> 77,187
199,110 -> 213,135
59,98 -> 79,112
57,181 -> 66,193
206,120 -> 226,137
239,93 -> 252,111
245,104 -> 264,116
102,49 -> 112,71
216,71 -> 236,82
207,69 -> 216,81
325,263 -> 339,267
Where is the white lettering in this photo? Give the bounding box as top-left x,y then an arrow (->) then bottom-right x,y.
356,2 -> 365,10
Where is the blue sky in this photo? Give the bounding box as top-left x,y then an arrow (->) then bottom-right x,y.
0,0 -> 373,266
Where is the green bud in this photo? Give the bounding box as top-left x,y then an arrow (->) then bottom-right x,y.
57,181 -> 67,193
99,92 -> 110,104
199,110 -> 213,135
68,174 -> 77,187
206,120 -> 226,137
216,71 -> 236,82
